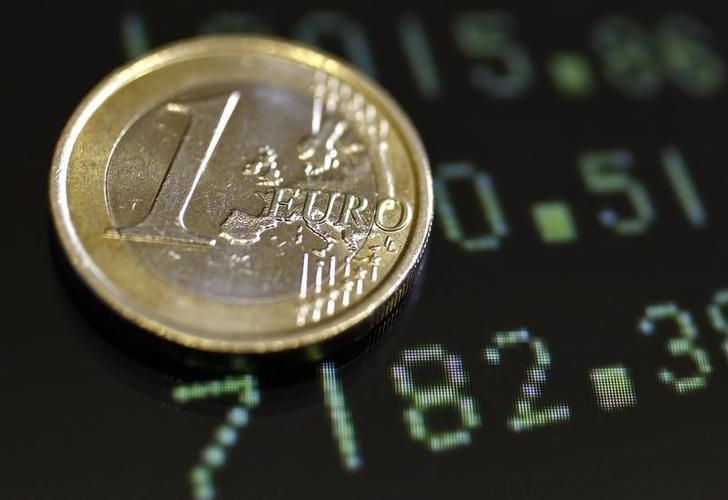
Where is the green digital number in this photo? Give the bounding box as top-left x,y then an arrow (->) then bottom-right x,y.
639,303 -> 712,394
451,12 -> 533,98
592,15 -> 725,97
657,15 -> 725,97
293,11 -> 377,79
198,11 -> 272,35
434,162 -> 508,251
592,16 -> 662,97
579,150 -> 655,235
483,330 -> 571,432
392,345 -> 481,452
399,14 -> 442,99
661,147 -> 707,227
120,11 -> 151,59
173,376 -> 260,500
321,362 -> 362,471
707,290 -> 728,362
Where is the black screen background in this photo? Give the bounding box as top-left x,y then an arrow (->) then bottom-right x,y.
4,2 -> 728,499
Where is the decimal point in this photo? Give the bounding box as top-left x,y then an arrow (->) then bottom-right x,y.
547,52 -> 596,97
590,365 -> 637,412
531,201 -> 578,244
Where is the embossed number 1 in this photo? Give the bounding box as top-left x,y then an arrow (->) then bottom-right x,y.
118,91 -> 241,245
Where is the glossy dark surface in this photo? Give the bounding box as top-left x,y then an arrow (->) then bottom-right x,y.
6,2 -> 728,499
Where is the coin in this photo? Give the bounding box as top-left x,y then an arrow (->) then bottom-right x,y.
50,36 -> 432,355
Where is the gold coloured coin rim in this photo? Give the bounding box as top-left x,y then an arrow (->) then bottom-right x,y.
49,35 -> 432,354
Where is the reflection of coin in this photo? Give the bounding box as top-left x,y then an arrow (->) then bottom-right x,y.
50,36 -> 432,354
